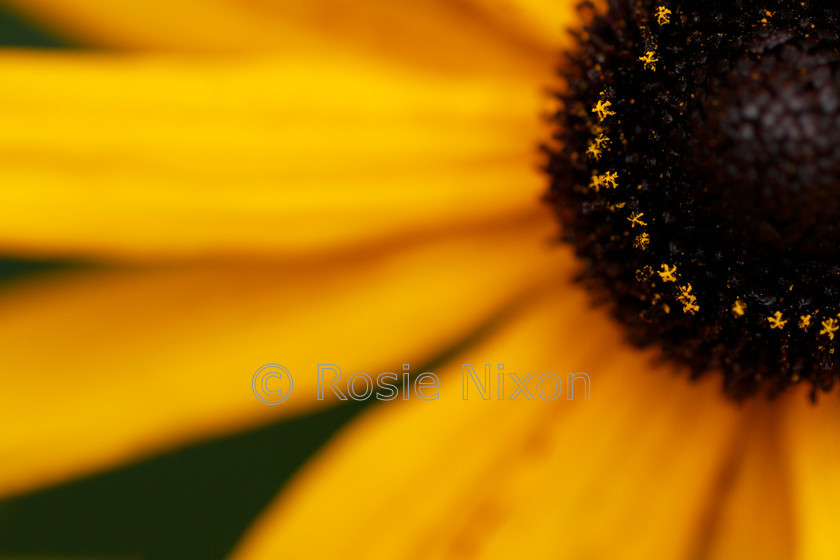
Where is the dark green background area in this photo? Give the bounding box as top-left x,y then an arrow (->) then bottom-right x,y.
0,5 -> 73,48
0,8 -> 367,559
0,402 -> 366,560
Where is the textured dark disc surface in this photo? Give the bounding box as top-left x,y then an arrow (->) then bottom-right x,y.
546,0 -> 840,399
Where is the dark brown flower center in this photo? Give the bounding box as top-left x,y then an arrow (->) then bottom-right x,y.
690,32 -> 840,258
546,0 -> 840,399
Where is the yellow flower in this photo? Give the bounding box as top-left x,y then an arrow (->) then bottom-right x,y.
0,1 -> 836,559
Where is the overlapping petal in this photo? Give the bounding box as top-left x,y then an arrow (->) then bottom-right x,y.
0,214 -> 568,498
700,404 -> 795,560
0,50 -> 548,261
464,0 -> 581,50
0,0 -> 551,76
230,284 -> 745,560
781,391 -> 840,558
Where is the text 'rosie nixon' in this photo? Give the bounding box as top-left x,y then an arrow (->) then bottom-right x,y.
316,364 -> 591,401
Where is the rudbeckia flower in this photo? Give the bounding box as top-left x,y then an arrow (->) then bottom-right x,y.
2,1 -> 839,559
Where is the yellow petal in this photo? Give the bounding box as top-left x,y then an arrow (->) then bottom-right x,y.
0,51 -> 547,261
781,388 -> 840,558
0,214 -> 568,498
231,284 -> 744,560
464,0 -> 582,50
1,0 -> 551,76
700,403 -> 795,560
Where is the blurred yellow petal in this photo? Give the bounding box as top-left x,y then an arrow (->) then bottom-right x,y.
781,390 -> 840,558
0,51 -> 547,261
1,0 -> 551,76
231,285 -> 744,560
0,214 -> 568,498
465,0 -> 581,49
700,404 -> 795,560
234,0 -> 553,76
